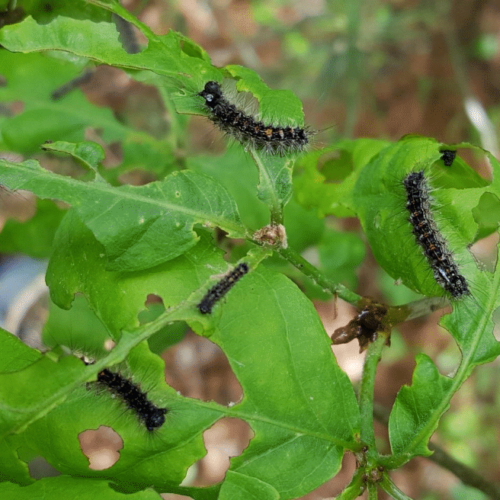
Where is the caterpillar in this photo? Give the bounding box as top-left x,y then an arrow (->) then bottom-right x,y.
440,149 -> 457,167
96,368 -> 167,431
197,262 -> 249,314
403,171 -> 469,298
198,80 -> 311,156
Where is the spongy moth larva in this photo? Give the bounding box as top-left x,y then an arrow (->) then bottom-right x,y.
198,80 -> 311,156
403,171 -> 469,298
440,150 -> 457,167
97,368 -> 167,431
197,262 -> 249,314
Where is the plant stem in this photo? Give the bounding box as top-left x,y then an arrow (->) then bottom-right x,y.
359,334 -> 386,452
379,476 -> 413,500
276,245 -> 361,305
367,482 -> 378,500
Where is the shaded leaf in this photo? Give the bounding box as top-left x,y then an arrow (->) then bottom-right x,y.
0,157 -> 246,272
0,327 -> 41,373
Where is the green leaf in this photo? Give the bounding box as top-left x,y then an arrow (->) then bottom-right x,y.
387,258 -> 500,468
42,140 -> 105,176
42,208 -> 359,497
0,327 -> 41,373
249,149 -> 294,221
0,15 -> 220,97
0,51 -> 128,153
0,437 -> 33,486
218,471 -> 280,500
187,148 -> 324,250
18,0 -> 112,23
350,136 -> 500,298
0,50 -> 178,178
0,15 -> 307,156
294,139 -> 390,217
187,148 -> 270,230
0,157 -> 246,272
16,341 -> 221,493
317,228 -> 365,288
46,211 -> 228,334
42,295 -> 112,356
0,476 -> 162,499
139,306 -> 187,354
203,268 -> 360,498
226,65 -> 305,127
388,354 -> 454,461
0,352 -> 88,438
0,199 -> 66,258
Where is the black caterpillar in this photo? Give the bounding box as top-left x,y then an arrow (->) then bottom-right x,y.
198,80 -> 310,155
403,171 -> 469,298
440,150 -> 456,167
97,368 -> 167,431
197,262 -> 249,314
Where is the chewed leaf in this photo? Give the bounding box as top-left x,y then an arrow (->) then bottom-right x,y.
16,342 -> 221,491
350,136 -> 499,299
41,141 -> 105,175
294,139 -> 391,217
0,157 -> 246,272
42,208 -> 360,497
388,354 -> 453,462
225,65 -> 305,128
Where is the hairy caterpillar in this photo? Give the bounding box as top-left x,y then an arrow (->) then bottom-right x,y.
440,149 -> 457,167
198,80 -> 311,156
96,368 -> 167,431
403,171 -> 470,298
197,262 -> 249,314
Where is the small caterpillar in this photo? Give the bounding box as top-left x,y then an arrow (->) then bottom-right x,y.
198,81 -> 311,156
440,149 -> 457,167
97,368 -> 167,431
197,262 -> 249,314
403,171 -> 469,298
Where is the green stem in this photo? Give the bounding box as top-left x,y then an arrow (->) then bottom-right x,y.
248,149 -> 284,226
379,476 -> 413,500
367,482 -> 379,500
336,470 -> 365,500
276,245 -> 361,304
359,334 -> 386,452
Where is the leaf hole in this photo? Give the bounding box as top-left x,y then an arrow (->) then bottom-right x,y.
78,425 -> 123,471
195,417 -> 253,486
469,231 -> 499,273
163,332 -> 243,406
